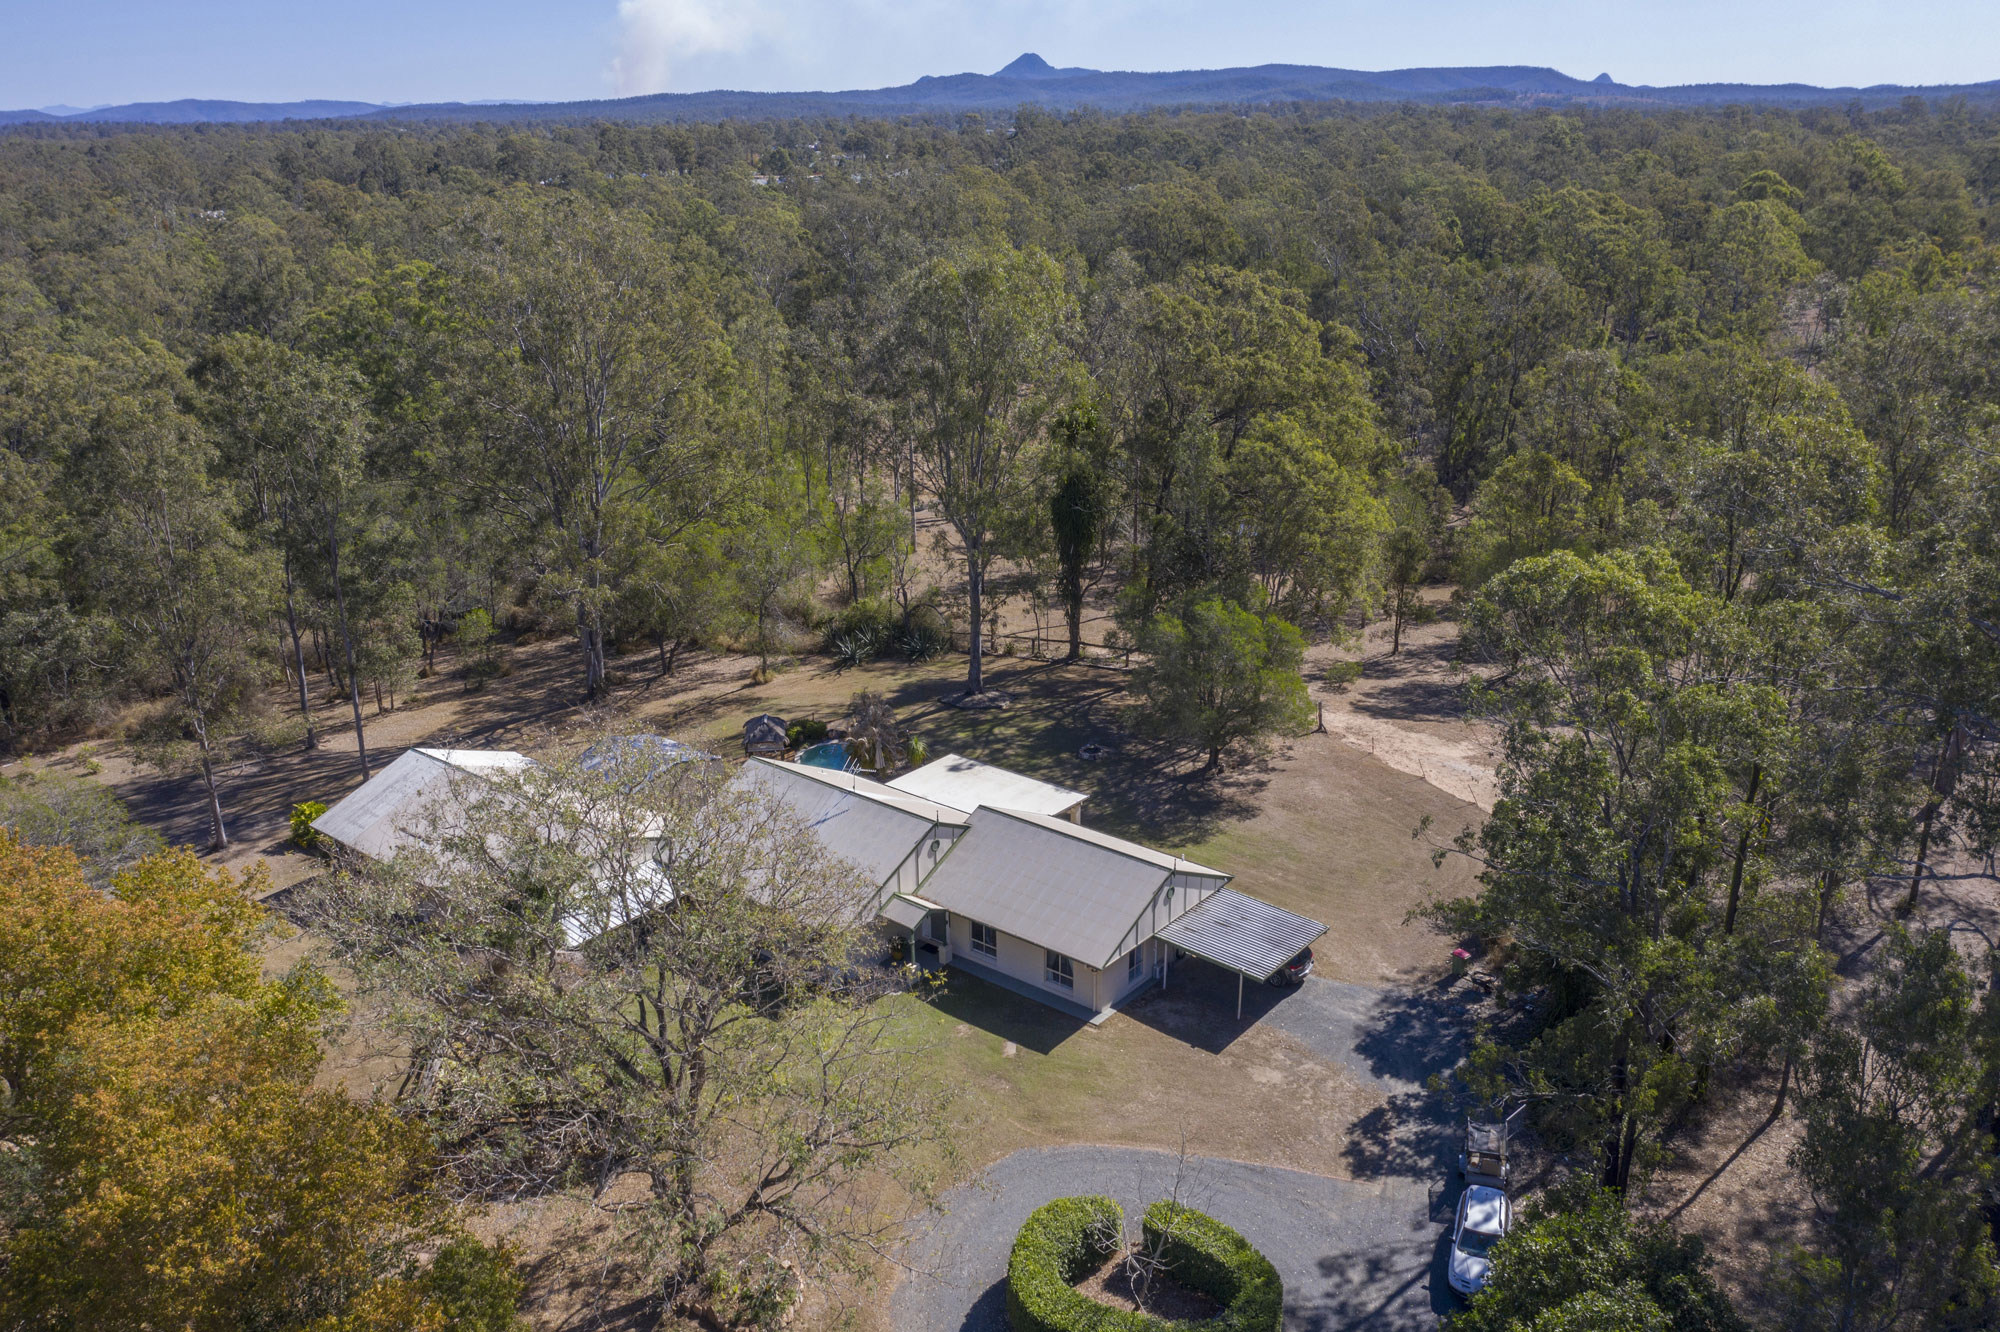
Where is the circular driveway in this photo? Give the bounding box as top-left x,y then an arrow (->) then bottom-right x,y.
891,1145 -> 1453,1332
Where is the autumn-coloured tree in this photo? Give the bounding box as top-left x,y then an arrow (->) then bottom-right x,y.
0,836 -> 522,1332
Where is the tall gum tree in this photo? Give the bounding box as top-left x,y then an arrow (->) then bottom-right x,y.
450,193 -> 733,700
886,243 -> 1078,697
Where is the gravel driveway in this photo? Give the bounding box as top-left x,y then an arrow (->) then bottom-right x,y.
891,1145 -> 1453,1332
1256,975 -> 1477,1095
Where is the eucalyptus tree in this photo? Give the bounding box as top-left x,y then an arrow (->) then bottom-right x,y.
1435,548 -> 1830,1193
1047,404 -> 1113,661
884,243 -> 1078,696
1783,927 -> 2000,1332
448,193 -> 734,700
198,334 -> 379,776
83,400 -> 269,850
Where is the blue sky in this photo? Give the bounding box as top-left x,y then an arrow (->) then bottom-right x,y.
4,0 -> 1996,109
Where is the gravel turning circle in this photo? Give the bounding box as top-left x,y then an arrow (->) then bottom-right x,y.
891,1145 -> 1452,1332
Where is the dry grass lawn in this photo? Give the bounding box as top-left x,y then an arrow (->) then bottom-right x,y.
0,602 -> 1555,1329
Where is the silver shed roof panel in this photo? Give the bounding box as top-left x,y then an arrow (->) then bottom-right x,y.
311,747 -> 533,860
1156,889 -> 1328,982
888,754 -> 1087,818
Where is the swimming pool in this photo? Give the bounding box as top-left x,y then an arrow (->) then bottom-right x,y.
796,740 -> 854,772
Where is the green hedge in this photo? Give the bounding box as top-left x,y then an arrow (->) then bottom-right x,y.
1141,1202 -> 1282,1332
1005,1195 -> 1282,1332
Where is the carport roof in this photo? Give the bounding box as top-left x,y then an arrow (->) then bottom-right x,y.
1155,889 -> 1328,982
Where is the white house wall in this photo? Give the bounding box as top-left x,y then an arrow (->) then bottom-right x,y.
948,916 -> 1102,1006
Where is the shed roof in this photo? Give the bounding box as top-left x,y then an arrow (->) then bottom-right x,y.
581,734 -> 717,786
915,806 -> 1227,968
311,747 -> 533,861
888,754 -> 1087,818
1154,888 -> 1328,982
729,757 -> 965,891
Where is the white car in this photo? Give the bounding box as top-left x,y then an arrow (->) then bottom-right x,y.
1448,1184 -> 1511,1296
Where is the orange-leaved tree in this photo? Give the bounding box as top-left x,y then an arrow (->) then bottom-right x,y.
0,834 -> 523,1332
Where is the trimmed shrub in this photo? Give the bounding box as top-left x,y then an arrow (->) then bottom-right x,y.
786,718 -> 829,748
1006,1196 -> 1132,1332
1005,1196 -> 1283,1332
1143,1202 -> 1282,1332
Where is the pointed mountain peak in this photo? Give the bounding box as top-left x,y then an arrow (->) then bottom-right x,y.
995,52 -> 1091,80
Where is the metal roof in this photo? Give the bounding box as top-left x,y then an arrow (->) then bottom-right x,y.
729,758 -> 964,890
915,806 -> 1223,967
888,754 -> 1087,818
1155,888 -> 1328,982
879,893 -> 932,931
311,747 -> 533,860
979,805 -> 1229,878
580,735 -> 716,786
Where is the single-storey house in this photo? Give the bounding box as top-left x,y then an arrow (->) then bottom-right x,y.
899,804 -> 1231,1016
887,753 -> 1087,822
313,743 -> 1326,1022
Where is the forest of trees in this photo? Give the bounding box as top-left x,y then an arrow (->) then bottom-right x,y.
1,95 -> 1999,1328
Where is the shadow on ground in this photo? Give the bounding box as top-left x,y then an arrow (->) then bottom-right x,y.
889,658 -> 1270,849
923,972 -> 1090,1056
1116,954 -> 1302,1053
1346,636 -> 1471,727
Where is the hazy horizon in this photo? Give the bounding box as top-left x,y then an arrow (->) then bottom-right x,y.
5,0 -> 1997,110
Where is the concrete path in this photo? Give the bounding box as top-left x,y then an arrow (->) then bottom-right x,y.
891,1145 -> 1454,1332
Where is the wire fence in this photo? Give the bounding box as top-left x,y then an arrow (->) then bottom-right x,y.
943,628 -> 1136,669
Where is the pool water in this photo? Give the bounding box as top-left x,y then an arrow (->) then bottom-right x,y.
796,740 -> 853,772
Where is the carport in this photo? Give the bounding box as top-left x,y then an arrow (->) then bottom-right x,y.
1155,888 -> 1328,1018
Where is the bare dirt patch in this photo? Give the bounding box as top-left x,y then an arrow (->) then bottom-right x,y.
1073,1250 -> 1222,1322
1308,590 -> 1501,812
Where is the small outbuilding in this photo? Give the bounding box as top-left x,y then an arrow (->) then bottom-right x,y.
742,714 -> 789,756
888,753 -> 1088,822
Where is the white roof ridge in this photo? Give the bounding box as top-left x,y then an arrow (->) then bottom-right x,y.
742,756 -> 971,826
978,805 -> 1230,879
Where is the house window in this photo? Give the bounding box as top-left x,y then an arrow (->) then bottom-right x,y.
970,921 -> 998,958
1127,947 -> 1142,980
1045,950 -> 1074,989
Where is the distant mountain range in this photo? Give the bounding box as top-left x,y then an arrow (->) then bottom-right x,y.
7,53 -> 1997,127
